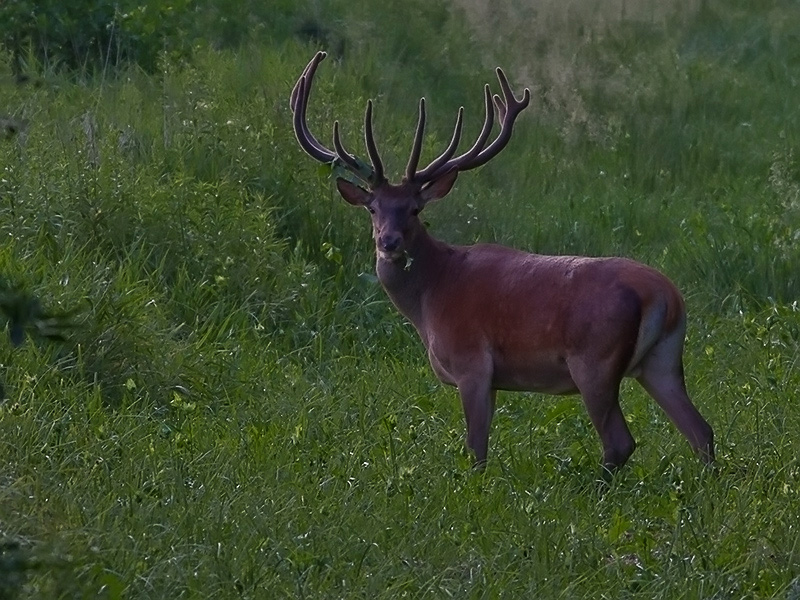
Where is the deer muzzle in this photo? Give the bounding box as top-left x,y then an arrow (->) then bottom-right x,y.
377,232 -> 404,260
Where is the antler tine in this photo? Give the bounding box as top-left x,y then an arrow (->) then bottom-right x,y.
404,98 -> 427,182
451,85 -> 496,165
493,94 -> 507,123
365,100 -> 385,185
292,75 -> 337,163
414,106 -> 464,181
333,120 -> 367,176
290,51 -> 323,112
290,52 -> 337,164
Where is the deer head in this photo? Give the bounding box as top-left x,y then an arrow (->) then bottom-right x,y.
290,51 -> 530,263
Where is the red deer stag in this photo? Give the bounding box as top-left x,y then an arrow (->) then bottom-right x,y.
290,51 -> 714,471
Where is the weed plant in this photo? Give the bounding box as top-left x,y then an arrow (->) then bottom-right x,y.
1,0 -> 800,598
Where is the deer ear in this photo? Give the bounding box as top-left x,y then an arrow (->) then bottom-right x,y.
420,169 -> 458,205
336,178 -> 371,206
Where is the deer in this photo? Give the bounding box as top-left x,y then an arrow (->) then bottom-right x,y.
290,51 -> 714,472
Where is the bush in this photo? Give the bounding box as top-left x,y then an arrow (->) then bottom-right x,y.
0,0 -> 193,75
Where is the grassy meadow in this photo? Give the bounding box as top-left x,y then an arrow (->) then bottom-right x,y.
2,0 -> 800,597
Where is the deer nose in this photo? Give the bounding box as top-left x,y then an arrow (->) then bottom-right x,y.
379,234 -> 402,252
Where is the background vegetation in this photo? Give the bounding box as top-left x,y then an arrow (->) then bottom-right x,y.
1,0 -> 799,597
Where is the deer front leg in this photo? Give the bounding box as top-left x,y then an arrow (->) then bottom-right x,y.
457,378 -> 496,468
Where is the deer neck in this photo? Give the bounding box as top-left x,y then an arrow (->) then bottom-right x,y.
375,227 -> 449,331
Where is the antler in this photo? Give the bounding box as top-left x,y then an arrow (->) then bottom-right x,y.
290,51 -> 386,187
405,68 -> 530,185
290,51 -> 530,189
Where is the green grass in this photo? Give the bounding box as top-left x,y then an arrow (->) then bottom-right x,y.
2,1 -> 800,598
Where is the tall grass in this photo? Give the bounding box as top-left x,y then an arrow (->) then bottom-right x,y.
1,1 -> 800,597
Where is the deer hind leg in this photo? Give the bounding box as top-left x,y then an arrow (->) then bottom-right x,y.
568,358 -> 636,471
457,377 -> 496,468
636,330 -> 715,464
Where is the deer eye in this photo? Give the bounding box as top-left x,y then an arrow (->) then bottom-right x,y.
367,206 -> 375,214
411,208 -> 420,216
